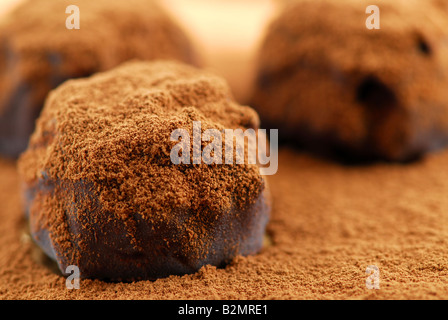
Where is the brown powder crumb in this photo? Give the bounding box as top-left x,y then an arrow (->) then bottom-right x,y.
17,60 -> 269,281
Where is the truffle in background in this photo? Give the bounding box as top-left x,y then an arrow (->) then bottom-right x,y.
0,0 -> 198,158
251,0 -> 448,162
18,60 -> 270,281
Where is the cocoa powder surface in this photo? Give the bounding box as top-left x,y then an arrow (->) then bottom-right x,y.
3,147 -> 448,299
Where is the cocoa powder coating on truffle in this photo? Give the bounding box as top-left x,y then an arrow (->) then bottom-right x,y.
18,60 -> 270,281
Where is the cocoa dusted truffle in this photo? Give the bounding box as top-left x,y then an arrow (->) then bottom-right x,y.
18,60 -> 270,281
0,0 -> 198,158
251,0 -> 448,162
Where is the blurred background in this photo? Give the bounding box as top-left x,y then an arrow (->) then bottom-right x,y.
159,0 -> 279,103
0,0 -> 280,103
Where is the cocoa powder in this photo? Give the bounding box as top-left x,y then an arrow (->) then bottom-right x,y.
4,147 -> 448,298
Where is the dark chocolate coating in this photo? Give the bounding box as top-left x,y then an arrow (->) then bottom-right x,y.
0,50 -> 80,157
25,175 -> 269,281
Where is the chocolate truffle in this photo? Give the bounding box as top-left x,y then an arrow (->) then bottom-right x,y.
0,0 -> 198,158
18,60 -> 270,281
251,0 -> 448,162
